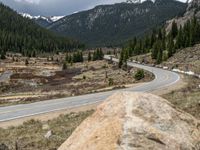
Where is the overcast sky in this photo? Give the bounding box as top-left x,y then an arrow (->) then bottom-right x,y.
0,0 -> 188,16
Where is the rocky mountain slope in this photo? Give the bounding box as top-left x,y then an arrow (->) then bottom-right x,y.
58,92 -> 200,150
166,0 -> 200,31
162,44 -> 200,74
20,13 -> 64,27
48,0 -> 187,47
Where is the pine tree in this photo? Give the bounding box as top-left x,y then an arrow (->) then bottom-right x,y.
171,21 -> 178,38
158,28 -> 163,40
119,50 -> 124,68
150,31 -> 156,48
152,41 -> 159,59
167,37 -> 175,58
62,62 -> 67,70
25,59 -> 29,66
0,51 -> 6,59
88,52 -> 92,61
175,26 -> 183,49
156,49 -> 163,64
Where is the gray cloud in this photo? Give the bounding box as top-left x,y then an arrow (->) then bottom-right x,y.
0,0 -> 187,16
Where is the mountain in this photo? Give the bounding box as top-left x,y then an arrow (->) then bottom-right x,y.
0,4 -> 83,56
20,13 -> 64,27
166,0 -> 200,31
48,0 -> 187,47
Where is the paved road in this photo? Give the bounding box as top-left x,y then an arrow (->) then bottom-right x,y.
0,56 -> 180,122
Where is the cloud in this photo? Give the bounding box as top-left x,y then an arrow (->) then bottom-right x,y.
14,0 -> 40,4
0,0 -> 188,16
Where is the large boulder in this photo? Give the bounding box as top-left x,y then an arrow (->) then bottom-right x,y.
58,92 -> 200,150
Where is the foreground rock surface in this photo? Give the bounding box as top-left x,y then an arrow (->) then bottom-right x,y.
58,92 -> 200,150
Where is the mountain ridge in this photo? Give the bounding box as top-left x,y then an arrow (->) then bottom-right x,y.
48,0 -> 187,47
20,13 -> 64,27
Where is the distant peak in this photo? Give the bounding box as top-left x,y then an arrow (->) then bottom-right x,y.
19,12 -> 64,22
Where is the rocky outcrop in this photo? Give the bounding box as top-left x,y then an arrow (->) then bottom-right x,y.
58,92 -> 200,150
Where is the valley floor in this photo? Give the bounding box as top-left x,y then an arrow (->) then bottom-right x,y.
0,56 -> 152,107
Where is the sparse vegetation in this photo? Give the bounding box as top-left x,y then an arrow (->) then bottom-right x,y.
163,76 -> 200,119
0,110 -> 94,150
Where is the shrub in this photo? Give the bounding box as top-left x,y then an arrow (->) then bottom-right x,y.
134,69 -> 145,80
62,62 -> 67,70
108,78 -> 114,86
83,75 -> 86,80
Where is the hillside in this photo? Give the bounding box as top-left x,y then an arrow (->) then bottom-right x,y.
166,0 -> 200,31
58,92 -> 200,150
0,4 -> 83,57
162,44 -> 200,74
48,0 -> 187,47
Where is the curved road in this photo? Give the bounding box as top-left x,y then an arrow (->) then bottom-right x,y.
0,56 -> 180,122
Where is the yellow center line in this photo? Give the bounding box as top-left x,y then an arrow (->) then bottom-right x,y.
0,107 -> 31,115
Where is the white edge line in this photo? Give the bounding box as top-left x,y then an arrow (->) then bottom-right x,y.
0,100 -> 103,122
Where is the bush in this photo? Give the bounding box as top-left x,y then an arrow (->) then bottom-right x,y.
62,62 -> 67,70
108,78 -> 114,86
134,69 -> 145,80
0,53 -> 6,60
25,59 -> 29,66
83,75 -> 86,80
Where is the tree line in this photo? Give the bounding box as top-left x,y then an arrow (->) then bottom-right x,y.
64,49 -> 104,65
119,16 -> 200,67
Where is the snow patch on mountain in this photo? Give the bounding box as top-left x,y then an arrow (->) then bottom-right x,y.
20,12 -> 64,22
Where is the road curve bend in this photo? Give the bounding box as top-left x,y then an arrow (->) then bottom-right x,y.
0,56 -> 180,122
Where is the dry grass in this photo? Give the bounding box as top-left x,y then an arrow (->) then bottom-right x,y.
0,110 -> 94,150
163,76 -> 200,119
0,60 -> 153,106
